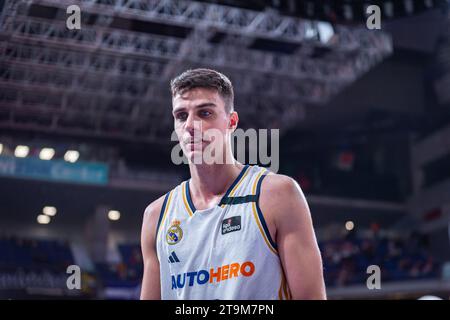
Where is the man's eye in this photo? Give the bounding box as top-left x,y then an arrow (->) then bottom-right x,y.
176,113 -> 187,121
200,110 -> 212,117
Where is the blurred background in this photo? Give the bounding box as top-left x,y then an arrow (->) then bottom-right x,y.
0,0 -> 450,300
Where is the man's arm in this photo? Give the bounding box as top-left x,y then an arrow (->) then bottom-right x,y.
260,174 -> 326,300
140,195 -> 165,300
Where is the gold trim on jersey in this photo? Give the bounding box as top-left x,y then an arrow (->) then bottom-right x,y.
158,190 -> 174,235
181,181 -> 194,217
251,169 -> 278,255
278,271 -> 292,300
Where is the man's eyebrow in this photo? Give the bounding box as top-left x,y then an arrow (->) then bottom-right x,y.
195,103 -> 216,109
172,103 -> 217,114
172,106 -> 185,114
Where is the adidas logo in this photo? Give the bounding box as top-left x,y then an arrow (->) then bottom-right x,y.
168,251 -> 180,263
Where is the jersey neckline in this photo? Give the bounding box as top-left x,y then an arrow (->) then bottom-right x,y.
185,164 -> 250,214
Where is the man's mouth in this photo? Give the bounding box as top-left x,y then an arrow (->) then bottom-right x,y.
184,139 -> 209,151
185,139 -> 204,144
185,136 -> 212,144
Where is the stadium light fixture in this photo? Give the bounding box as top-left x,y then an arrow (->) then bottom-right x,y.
14,145 -> 29,158
108,210 -> 121,221
37,214 -> 51,224
43,206 -> 57,216
39,148 -> 55,160
64,150 -> 79,163
345,220 -> 355,231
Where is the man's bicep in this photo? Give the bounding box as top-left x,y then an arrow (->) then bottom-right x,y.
140,201 -> 163,300
275,179 -> 326,299
141,253 -> 161,300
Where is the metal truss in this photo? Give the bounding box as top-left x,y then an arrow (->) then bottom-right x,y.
0,16 -> 391,95
0,0 -> 393,142
0,0 -> 393,56
24,0 -> 349,47
0,39 -> 329,103
1,16 -> 373,83
15,0 -> 394,51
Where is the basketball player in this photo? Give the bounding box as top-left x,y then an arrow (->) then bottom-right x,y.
140,69 -> 326,300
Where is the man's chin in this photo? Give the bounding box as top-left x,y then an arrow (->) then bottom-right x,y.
185,142 -> 208,153
185,149 -> 204,164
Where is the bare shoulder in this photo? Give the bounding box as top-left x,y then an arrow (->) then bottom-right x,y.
144,194 -> 167,219
142,193 -> 168,238
260,173 -> 305,202
259,173 -> 309,221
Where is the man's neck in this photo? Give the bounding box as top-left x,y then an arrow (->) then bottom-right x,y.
188,161 -> 244,210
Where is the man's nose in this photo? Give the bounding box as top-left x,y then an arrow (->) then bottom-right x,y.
185,114 -> 201,136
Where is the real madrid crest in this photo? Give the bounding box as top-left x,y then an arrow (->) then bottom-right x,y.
166,219 -> 183,245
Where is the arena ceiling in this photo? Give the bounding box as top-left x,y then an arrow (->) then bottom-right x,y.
0,0 -> 394,143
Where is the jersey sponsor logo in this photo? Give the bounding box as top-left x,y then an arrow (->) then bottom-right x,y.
168,251 -> 180,263
166,219 -> 183,245
170,261 -> 255,290
222,216 -> 241,235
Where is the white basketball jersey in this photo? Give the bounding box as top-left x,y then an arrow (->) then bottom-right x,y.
155,165 -> 291,300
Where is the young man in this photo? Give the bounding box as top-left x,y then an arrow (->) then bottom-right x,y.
140,68 -> 326,300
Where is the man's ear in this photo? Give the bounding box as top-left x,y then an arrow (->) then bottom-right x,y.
229,112 -> 239,131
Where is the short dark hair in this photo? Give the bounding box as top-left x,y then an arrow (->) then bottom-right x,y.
170,68 -> 234,113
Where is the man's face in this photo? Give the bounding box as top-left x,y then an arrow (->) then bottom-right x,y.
172,87 -> 237,163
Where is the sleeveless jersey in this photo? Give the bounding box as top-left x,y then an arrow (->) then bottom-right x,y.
155,165 -> 291,300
